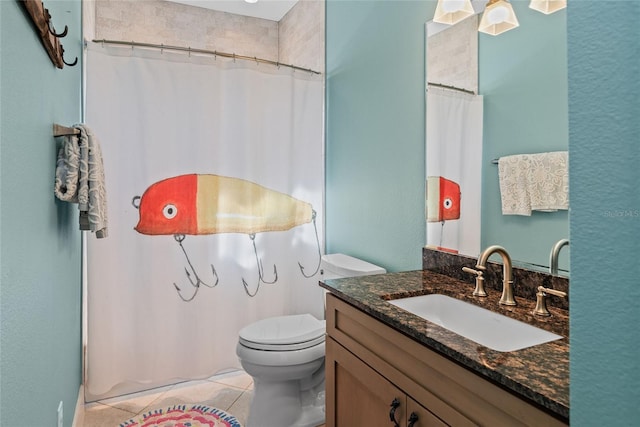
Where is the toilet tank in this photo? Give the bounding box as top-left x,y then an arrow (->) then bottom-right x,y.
320,253 -> 386,280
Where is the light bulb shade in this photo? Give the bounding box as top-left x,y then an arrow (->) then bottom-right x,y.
433,0 -> 475,25
478,0 -> 519,36
529,0 -> 566,14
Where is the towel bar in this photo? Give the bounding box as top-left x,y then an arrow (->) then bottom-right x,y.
53,124 -> 79,136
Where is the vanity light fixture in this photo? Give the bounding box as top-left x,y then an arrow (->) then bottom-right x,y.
529,0 -> 567,14
433,0 -> 475,25
478,0 -> 519,36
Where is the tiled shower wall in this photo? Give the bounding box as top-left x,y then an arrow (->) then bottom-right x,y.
278,0 -> 324,72
85,0 -> 324,73
427,15 -> 478,93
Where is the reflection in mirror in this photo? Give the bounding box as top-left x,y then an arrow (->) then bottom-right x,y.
426,16 -> 483,258
425,2 -> 569,277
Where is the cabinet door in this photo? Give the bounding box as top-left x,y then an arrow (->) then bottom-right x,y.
326,336 -> 407,427
406,397 -> 449,427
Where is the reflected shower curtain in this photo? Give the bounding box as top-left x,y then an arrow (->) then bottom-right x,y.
426,87 -> 483,256
84,44 -> 324,401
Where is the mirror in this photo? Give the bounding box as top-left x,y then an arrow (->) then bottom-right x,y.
425,2 -> 569,276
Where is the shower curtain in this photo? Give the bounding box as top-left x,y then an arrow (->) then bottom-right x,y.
426,87 -> 483,256
84,43 -> 324,401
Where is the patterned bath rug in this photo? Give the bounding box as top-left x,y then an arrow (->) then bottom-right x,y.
120,404 -> 243,427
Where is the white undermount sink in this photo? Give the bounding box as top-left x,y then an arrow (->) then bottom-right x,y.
388,294 -> 563,352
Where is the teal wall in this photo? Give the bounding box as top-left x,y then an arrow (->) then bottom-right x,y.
479,1 -> 568,271
568,1 -> 640,424
0,0 -> 636,425
325,0 -> 429,272
327,0 -> 640,423
0,1 -> 83,426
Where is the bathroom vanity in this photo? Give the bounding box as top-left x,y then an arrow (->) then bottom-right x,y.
321,269 -> 569,426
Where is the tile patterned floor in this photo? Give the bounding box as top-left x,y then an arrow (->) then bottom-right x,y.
75,370 -> 253,426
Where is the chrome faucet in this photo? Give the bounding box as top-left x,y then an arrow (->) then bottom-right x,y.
476,245 -> 516,306
549,238 -> 569,275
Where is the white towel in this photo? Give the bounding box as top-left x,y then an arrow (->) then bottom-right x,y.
54,124 -> 108,238
498,151 -> 568,216
498,154 -> 531,215
527,151 -> 569,212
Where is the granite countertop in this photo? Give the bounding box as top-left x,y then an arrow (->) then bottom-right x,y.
320,270 -> 569,422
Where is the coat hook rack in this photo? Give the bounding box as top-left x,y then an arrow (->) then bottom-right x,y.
20,0 -> 78,69
53,124 -> 79,137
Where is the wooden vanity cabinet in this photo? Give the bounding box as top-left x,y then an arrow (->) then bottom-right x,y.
325,294 -> 568,427
328,336 -> 446,426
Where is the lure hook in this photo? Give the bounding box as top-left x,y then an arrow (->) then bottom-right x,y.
298,210 -> 321,278
172,234 -> 219,302
242,233 -> 278,297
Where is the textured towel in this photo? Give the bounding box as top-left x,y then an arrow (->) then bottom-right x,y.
54,133 -> 81,203
498,154 -> 531,215
498,151 -> 568,216
527,151 -> 569,212
54,124 -> 108,237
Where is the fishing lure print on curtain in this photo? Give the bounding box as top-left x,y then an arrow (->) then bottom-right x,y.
132,174 -> 320,301
84,43 -> 324,401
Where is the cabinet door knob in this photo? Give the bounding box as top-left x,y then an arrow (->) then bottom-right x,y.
408,412 -> 419,427
389,398 -> 401,427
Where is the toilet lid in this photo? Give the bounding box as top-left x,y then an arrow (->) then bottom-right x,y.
239,314 -> 326,351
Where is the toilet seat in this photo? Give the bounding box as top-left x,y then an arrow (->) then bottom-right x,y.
236,255 -> 385,427
239,314 -> 326,351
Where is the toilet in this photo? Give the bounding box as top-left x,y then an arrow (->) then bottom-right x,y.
236,254 -> 386,427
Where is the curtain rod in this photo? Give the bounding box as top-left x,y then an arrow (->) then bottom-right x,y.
427,82 -> 476,95
91,39 -> 321,75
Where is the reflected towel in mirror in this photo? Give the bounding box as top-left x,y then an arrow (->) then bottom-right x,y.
498,151 -> 568,216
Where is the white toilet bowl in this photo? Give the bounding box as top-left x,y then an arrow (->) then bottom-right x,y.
237,314 -> 326,427
236,254 -> 386,427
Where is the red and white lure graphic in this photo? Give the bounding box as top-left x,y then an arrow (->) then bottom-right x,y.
426,176 -> 461,223
426,176 -> 461,254
132,174 -> 320,301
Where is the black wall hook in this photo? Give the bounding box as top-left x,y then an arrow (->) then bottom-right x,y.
44,7 -> 68,38
49,22 -> 68,38
61,46 -> 78,67
21,0 -> 77,68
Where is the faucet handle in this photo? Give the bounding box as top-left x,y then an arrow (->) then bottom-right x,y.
462,267 -> 487,297
539,286 -> 567,299
533,286 -> 567,317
